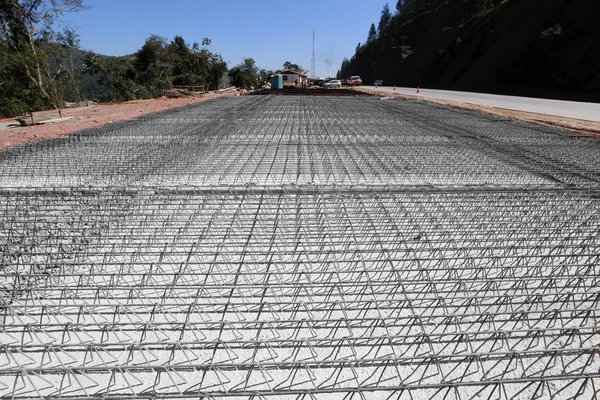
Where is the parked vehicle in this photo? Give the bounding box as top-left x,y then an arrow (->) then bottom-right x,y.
320,80 -> 332,87
374,80 -> 383,86
347,76 -> 362,86
327,80 -> 342,88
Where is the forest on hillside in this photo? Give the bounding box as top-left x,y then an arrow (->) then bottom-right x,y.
0,0 -> 289,117
339,0 -> 600,101
0,0 -> 234,116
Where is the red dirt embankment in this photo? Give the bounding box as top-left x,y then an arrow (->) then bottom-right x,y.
0,91 -> 237,152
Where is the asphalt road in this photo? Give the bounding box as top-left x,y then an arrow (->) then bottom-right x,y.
364,86 -> 600,122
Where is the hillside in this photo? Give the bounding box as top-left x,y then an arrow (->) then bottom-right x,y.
1,4 -> 230,118
341,0 -> 600,102
63,47 -> 115,102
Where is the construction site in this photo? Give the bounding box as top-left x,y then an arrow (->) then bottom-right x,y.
1,95 -> 599,399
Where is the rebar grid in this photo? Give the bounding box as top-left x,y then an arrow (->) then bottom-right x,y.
1,96 -> 599,399
1,98 -> 599,189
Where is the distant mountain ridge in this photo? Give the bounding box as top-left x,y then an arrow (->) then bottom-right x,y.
340,0 -> 600,102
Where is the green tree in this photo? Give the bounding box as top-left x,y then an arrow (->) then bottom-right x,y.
83,52 -> 146,101
258,68 -> 273,84
378,3 -> 392,33
0,39 -> 43,115
134,34 -> 169,93
53,27 -> 82,102
0,0 -> 88,113
198,37 -> 228,90
168,35 -> 204,87
283,61 -> 306,73
395,0 -> 404,14
367,23 -> 377,42
168,35 -> 228,90
229,58 -> 259,89
206,52 -> 227,90
84,33 -> 230,101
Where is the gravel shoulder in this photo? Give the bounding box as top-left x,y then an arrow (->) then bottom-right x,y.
357,87 -> 600,139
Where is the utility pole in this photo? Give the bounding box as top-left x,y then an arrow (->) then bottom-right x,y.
312,31 -> 316,79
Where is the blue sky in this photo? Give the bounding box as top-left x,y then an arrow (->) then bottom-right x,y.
62,0 -> 392,78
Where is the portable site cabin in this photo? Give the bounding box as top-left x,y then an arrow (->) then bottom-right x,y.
281,70 -> 308,86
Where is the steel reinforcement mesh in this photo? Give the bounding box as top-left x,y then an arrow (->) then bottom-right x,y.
1,96 -> 599,399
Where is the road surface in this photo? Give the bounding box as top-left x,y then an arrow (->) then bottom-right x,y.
1,96 -> 599,399
365,85 -> 600,122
